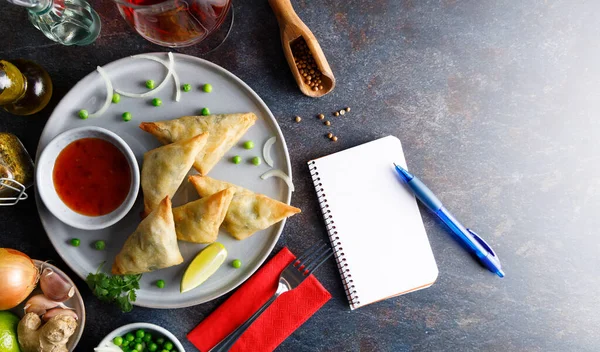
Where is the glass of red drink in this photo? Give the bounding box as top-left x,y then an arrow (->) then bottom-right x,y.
114,0 -> 233,49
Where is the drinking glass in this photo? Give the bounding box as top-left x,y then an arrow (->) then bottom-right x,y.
113,0 -> 233,49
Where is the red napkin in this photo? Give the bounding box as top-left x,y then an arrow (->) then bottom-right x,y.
187,247 -> 331,352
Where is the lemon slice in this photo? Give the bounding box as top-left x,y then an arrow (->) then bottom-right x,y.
181,242 -> 227,293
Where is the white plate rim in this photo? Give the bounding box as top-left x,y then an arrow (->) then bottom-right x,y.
34,52 -> 292,308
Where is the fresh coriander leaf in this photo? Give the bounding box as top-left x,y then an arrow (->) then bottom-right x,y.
116,296 -> 132,313
86,263 -> 142,313
128,290 -> 137,302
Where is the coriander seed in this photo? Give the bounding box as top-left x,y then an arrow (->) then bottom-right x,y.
340,109 -> 346,115
295,116 -> 302,122
327,133 -> 333,138
332,136 -> 338,142
334,111 -> 340,117
345,107 -> 351,112
318,114 -> 325,120
325,120 -> 331,126
291,37 -> 325,91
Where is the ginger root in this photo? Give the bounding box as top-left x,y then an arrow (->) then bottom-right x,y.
18,312 -> 77,352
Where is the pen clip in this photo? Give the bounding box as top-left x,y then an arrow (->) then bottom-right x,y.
467,228 -> 498,258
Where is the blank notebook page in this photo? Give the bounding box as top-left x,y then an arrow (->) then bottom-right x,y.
308,136 -> 438,310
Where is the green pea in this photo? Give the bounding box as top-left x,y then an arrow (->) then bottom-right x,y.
164,342 -> 173,350
156,279 -> 165,289
69,238 -> 80,247
152,98 -> 162,107
113,336 -> 123,346
155,337 -> 165,344
122,112 -> 132,122
148,343 -> 158,351
146,80 -> 155,89
112,93 -> 121,104
143,333 -> 152,342
94,240 -> 105,250
202,83 -> 213,93
182,83 -> 191,92
122,340 -> 130,347
161,350 -> 169,352
251,156 -> 261,166
134,343 -> 143,351
135,330 -> 145,338
243,140 -> 254,149
126,332 -> 135,341
232,259 -> 242,268
201,107 -> 210,116
232,155 -> 241,164
134,337 -> 142,343
78,109 -> 88,119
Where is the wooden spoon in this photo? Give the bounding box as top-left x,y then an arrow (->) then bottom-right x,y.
269,0 -> 336,98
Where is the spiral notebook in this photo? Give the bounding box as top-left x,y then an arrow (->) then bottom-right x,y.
308,136 -> 438,310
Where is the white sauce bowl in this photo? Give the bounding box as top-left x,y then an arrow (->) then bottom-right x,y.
97,322 -> 186,351
36,126 -> 140,230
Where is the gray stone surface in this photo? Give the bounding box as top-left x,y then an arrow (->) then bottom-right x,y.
1,0 -> 599,351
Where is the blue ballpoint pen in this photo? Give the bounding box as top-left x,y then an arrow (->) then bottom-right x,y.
394,163 -> 505,278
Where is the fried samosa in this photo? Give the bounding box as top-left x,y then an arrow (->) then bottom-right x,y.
112,196 -> 183,275
142,133 -> 208,216
173,187 -> 235,244
139,113 -> 257,175
189,176 -> 301,240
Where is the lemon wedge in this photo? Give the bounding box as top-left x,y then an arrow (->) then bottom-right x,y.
181,242 -> 227,293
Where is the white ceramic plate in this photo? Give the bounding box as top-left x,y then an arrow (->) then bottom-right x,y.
35,53 -> 292,308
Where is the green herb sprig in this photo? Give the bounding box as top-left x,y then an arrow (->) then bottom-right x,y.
86,263 -> 142,313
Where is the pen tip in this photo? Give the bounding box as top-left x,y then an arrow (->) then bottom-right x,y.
497,269 -> 505,278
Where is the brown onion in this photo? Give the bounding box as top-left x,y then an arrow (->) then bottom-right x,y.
39,267 -> 74,302
0,248 -> 39,310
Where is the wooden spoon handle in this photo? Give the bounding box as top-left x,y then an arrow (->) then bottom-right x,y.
268,0 -> 300,25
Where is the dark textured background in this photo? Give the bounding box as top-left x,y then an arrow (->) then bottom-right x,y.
2,0 -> 599,351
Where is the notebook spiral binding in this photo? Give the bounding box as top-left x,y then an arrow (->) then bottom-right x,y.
309,160 -> 360,308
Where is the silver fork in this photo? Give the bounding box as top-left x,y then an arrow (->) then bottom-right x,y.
209,241 -> 334,352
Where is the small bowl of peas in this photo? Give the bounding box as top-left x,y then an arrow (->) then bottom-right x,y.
96,322 -> 185,352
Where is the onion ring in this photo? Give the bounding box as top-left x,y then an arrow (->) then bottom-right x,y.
262,136 -> 276,167
260,169 -> 294,192
114,53 -> 174,98
88,66 -> 113,118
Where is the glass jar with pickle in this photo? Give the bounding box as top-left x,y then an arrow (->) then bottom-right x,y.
0,133 -> 34,205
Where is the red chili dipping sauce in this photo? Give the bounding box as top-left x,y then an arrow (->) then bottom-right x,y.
53,138 -> 131,216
